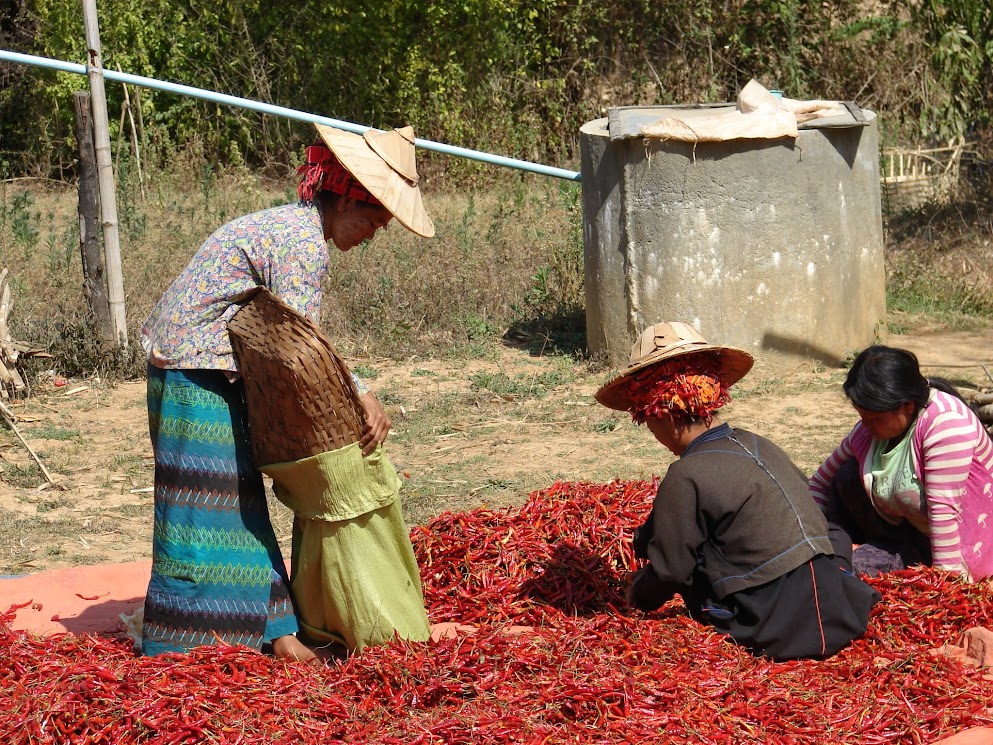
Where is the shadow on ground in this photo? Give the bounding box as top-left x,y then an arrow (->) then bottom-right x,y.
504,305 -> 589,359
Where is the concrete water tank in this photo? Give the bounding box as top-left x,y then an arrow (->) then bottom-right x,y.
580,103 -> 886,371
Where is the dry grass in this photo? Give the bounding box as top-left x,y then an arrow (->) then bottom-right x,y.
320,181 -> 584,358
883,133 -> 993,330
4,136 -> 992,381
0,346 -> 861,575
1,163 -> 585,384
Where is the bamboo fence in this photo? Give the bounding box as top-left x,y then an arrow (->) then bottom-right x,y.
880,139 -> 968,214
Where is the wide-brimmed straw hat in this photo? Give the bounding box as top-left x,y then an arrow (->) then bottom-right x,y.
314,123 -> 435,238
595,322 -> 754,411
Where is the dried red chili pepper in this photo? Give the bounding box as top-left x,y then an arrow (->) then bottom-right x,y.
2,481 -> 993,743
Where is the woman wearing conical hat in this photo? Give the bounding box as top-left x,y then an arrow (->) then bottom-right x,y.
139,125 -> 433,663
596,322 -> 880,660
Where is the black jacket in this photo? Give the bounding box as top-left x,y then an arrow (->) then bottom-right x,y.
632,424 -> 834,607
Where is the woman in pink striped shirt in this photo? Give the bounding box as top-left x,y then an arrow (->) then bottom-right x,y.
809,346 -> 993,581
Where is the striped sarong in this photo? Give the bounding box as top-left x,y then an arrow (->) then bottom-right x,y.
142,365 -> 298,656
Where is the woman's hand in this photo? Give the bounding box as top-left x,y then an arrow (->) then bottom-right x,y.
626,566 -> 652,607
626,565 -> 674,612
359,391 -> 391,455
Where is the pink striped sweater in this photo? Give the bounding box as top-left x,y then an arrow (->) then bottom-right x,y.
809,390 -> 993,580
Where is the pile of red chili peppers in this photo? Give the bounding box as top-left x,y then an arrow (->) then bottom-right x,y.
2,480 -> 992,743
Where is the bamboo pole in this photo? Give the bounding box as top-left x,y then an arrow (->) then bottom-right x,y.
119,66 -> 146,199
0,398 -> 57,486
114,86 -> 127,179
81,0 -> 128,348
0,50 -> 584,183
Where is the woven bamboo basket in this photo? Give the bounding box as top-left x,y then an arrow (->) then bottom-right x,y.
880,140 -> 965,215
228,287 -> 365,466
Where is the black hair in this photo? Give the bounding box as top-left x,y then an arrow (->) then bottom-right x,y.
843,345 -> 964,413
315,190 -> 338,210
665,410 -> 712,427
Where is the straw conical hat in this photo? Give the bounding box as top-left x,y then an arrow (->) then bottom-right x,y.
595,322 -> 754,411
364,126 -> 418,182
314,123 -> 435,238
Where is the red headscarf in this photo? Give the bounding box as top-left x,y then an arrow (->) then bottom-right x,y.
626,356 -> 731,425
296,142 -> 381,206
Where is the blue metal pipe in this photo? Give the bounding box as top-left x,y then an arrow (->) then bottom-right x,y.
0,49 -> 583,182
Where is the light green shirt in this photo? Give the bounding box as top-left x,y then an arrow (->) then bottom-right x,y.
868,426 -> 927,533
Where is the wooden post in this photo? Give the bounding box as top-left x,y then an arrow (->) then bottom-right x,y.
73,91 -> 114,344
81,0 -> 128,348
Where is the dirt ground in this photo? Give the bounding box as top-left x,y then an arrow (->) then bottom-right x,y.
1,323 -> 991,576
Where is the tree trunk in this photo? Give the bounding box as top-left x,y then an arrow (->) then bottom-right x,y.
73,91 -> 114,344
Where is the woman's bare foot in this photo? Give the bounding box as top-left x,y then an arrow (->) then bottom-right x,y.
307,641 -> 349,663
296,632 -> 349,663
271,634 -> 318,664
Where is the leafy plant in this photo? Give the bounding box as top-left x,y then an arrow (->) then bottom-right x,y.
0,190 -> 39,255
351,364 -> 380,380
594,419 -> 621,434
915,0 -> 993,140
469,367 -> 571,399
27,425 -> 81,441
1,464 -> 42,489
9,0 -> 989,178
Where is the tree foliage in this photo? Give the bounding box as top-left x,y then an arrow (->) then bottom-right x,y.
915,0 -> 993,140
0,0 -> 990,178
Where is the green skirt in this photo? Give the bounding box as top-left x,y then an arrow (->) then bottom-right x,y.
262,443 -> 430,652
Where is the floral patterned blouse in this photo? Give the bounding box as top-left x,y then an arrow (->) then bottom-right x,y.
140,202 -> 367,394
